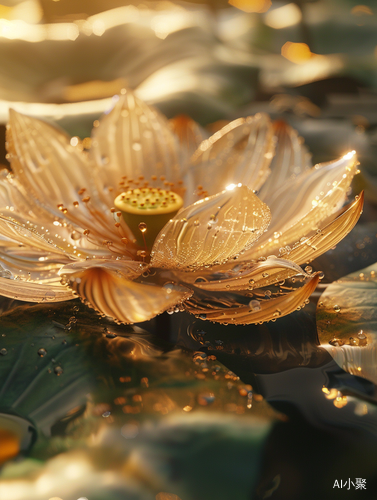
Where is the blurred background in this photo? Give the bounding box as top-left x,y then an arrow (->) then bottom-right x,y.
0,0 -> 377,203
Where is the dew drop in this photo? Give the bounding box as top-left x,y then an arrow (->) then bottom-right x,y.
333,305 -> 341,313
305,266 -> 313,274
138,222 -> 147,233
106,332 -> 117,339
357,330 -> 367,346
194,220 -> 200,227
194,277 -> 207,283
262,272 -> 269,278
70,231 -> 81,241
0,348 -> 7,356
248,300 -> 261,312
193,351 -> 207,362
45,291 -> 56,301
329,338 -> 345,347
54,366 -> 63,376
38,348 -> 47,357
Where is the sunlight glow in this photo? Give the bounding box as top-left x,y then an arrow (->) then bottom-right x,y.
265,3 -> 302,29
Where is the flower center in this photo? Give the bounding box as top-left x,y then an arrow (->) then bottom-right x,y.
114,187 -> 183,249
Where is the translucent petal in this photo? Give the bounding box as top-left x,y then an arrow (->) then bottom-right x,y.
169,114 -> 208,163
7,111 -> 126,254
8,110 -> 92,215
0,277 -> 74,302
248,151 -> 359,259
258,120 -> 312,201
181,257 -> 306,292
66,266 -> 192,324
150,185 -> 271,270
278,193 -> 364,265
0,214 -> 69,256
184,113 -> 274,203
60,258 -> 147,280
90,91 -> 181,197
317,263 -> 377,385
0,246 -> 68,282
185,275 -> 320,325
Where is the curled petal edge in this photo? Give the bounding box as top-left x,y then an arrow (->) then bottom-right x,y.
67,266 -> 193,324
185,275 -> 320,325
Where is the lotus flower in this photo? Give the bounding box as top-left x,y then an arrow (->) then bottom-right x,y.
0,90 -> 363,325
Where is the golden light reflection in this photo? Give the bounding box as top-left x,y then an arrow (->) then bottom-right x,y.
0,4 -> 192,42
229,0 -> 271,14
264,3 -> 302,29
281,41 -> 312,64
351,5 -> 373,16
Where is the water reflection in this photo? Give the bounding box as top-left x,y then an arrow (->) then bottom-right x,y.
173,305 -> 377,435
1,290 -> 377,498
0,298 -> 280,499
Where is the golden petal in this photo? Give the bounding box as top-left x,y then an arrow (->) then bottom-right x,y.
184,113 -> 274,203
150,184 -> 271,270
183,256 -> 306,292
248,150 -> 359,259
90,90 -> 181,199
0,246 -> 68,283
185,275 -> 320,325
279,193 -> 364,265
0,277 -> 74,302
66,266 -> 192,324
169,114 -> 208,161
8,109 -> 92,215
0,214 -> 69,256
258,120 -> 311,200
7,110 -> 126,254
60,258 -> 147,280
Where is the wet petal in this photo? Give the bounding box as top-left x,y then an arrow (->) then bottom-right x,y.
66,266 -> 192,323
0,215 -> 70,256
0,245 -> 69,283
184,113 -> 274,204
150,184 -> 271,270
278,193 -> 364,265
248,151 -> 359,258
7,110 -> 92,216
7,111 -> 127,254
185,275 -> 320,325
258,120 -> 312,200
317,263 -> 377,385
90,91 -> 181,197
0,277 -> 74,302
182,257 -> 306,292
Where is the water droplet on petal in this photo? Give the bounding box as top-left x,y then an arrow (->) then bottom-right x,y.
333,305 -> 341,313
248,300 -> 261,312
70,231 -> 81,241
45,291 -> 56,301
